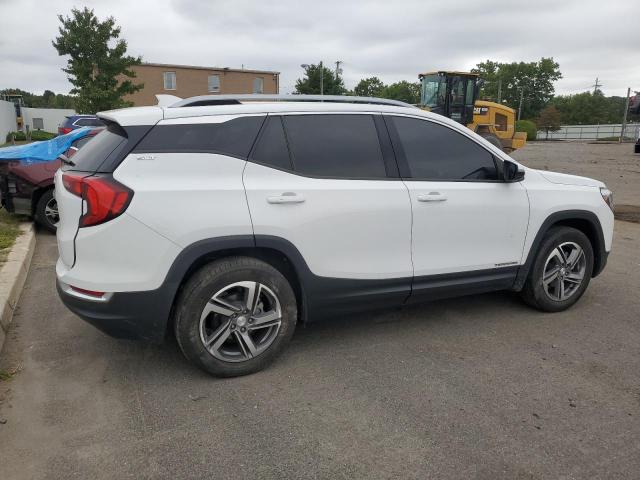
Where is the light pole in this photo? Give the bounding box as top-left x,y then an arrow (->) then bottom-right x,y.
517,88 -> 524,121
300,62 -> 323,96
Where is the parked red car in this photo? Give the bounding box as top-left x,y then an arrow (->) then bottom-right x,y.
0,128 -> 102,231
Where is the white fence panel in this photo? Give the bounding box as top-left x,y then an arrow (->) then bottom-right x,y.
0,100 -> 17,143
21,107 -> 76,134
538,123 -> 640,141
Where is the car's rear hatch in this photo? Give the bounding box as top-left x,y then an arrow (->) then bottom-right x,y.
56,111 -> 160,267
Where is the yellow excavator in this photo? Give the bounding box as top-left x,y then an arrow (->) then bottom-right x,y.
419,71 -> 526,152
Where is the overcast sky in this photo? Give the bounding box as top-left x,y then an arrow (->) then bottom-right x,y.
1,0 -> 638,97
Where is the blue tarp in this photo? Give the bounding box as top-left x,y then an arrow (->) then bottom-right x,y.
0,128 -> 93,164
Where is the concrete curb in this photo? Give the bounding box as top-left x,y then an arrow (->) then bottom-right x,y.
0,224 -> 36,354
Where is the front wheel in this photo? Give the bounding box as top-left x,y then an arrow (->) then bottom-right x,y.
174,256 -> 297,377
521,227 -> 594,312
35,188 -> 58,233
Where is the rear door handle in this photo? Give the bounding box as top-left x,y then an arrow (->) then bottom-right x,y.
267,192 -> 305,204
417,192 -> 447,202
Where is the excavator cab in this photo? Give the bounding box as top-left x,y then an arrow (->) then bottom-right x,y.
419,71 -> 480,125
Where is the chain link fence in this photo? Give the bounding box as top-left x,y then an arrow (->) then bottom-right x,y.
537,123 -> 640,141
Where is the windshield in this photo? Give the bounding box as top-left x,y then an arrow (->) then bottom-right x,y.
421,74 -> 446,108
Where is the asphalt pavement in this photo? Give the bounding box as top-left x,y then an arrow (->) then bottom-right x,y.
1,222 -> 639,480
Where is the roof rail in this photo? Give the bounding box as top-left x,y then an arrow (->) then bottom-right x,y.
168,94 -> 417,109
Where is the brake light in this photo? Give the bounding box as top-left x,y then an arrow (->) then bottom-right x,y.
61,173 -> 133,227
59,127 -> 72,135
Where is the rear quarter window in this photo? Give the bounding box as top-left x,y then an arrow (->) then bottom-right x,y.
133,116 -> 265,158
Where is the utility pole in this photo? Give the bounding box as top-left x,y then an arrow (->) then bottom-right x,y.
497,78 -> 502,103
517,89 -> 524,120
320,60 -> 324,96
620,87 -> 631,143
335,60 -> 343,82
592,77 -> 603,94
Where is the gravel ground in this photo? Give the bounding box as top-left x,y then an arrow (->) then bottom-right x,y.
512,141 -> 640,209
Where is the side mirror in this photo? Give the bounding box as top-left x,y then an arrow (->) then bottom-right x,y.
503,159 -> 525,182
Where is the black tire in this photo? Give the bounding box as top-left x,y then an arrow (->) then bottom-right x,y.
481,134 -> 504,151
174,256 -> 297,377
34,188 -> 58,233
521,227 -> 594,312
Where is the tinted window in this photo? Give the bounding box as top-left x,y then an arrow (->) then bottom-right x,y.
283,115 -> 386,178
391,116 -> 498,181
75,118 -> 104,127
251,116 -> 292,170
71,136 -> 92,149
134,116 -> 264,158
66,124 -> 127,172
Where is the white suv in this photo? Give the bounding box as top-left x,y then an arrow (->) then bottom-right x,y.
55,95 -> 614,377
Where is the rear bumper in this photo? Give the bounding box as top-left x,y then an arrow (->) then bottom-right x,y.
56,279 -> 173,343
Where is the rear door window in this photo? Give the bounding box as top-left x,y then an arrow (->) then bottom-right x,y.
134,116 -> 265,158
250,116 -> 292,170
282,114 -> 387,178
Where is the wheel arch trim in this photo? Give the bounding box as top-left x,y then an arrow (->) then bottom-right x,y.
513,209 -> 607,290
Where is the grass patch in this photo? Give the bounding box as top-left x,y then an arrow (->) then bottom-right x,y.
0,364 -> 22,381
0,209 -> 23,262
0,140 -> 31,148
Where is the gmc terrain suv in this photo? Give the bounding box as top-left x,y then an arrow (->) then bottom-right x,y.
55,95 -> 614,377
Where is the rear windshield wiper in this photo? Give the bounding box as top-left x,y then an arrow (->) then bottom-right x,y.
58,154 -> 75,167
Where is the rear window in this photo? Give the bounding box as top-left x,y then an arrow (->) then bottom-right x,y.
74,117 -> 105,127
133,116 -> 265,158
65,124 -> 127,172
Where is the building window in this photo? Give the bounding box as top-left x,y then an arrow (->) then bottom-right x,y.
163,72 -> 176,90
208,75 -> 221,92
32,118 -> 44,130
253,77 -> 264,94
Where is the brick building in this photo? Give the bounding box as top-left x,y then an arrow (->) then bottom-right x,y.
124,62 -> 280,106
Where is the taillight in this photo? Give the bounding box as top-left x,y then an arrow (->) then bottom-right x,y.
59,127 -> 72,135
62,173 -> 133,227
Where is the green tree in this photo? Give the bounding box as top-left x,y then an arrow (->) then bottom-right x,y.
42,90 -> 55,107
295,64 -> 346,95
0,88 -> 75,109
472,57 -> 562,119
353,77 -> 386,97
52,7 -> 143,113
381,81 -> 421,104
550,91 -> 629,125
537,105 -> 562,139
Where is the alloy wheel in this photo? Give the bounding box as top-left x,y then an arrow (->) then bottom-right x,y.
542,242 -> 586,301
199,281 -> 282,362
44,197 -> 59,226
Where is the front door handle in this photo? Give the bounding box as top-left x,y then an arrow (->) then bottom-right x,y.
417,192 -> 447,202
267,192 -> 306,204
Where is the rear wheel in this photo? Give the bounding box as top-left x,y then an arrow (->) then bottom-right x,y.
174,256 -> 297,377
521,227 -> 594,312
35,189 -> 58,233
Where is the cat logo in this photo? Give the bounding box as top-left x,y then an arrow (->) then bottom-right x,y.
473,106 -> 489,115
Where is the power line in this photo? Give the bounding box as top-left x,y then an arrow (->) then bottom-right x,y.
592,77 -> 603,94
